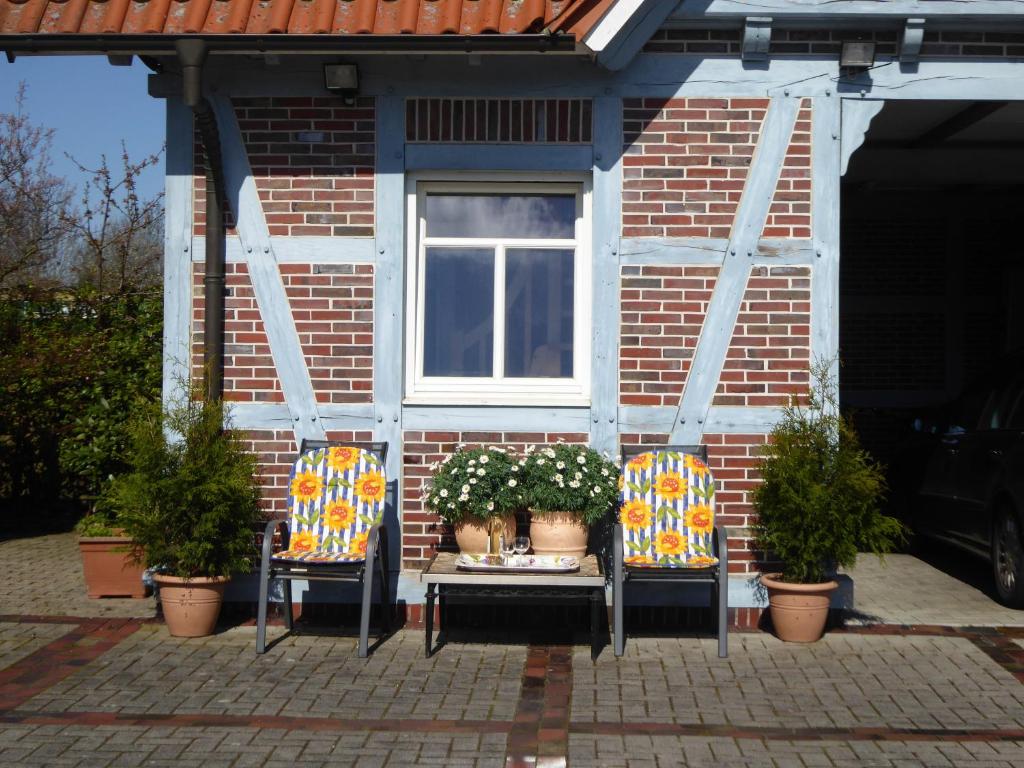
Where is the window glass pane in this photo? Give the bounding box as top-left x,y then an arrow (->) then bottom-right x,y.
425,194 -> 575,239
423,248 -> 494,377
504,249 -> 574,378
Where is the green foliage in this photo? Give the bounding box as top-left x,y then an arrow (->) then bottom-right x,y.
424,446 -> 523,526
97,393 -> 263,579
74,511 -> 119,538
0,290 -> 163,530
521,443 -> 619,526
751,360 -> 905,584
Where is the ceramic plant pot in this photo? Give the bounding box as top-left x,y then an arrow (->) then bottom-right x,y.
760,573 -> 839,643
78,535 -> 147,599
153,575 -> 229,637
454,515 -> 516,554
529,511 -> 588,558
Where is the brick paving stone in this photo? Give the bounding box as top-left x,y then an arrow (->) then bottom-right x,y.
568,735 -> 1024,767
0,533 -> 156,619
16,626 -> 524,722
0,621 -> 77,671
571,633 -> 1024,731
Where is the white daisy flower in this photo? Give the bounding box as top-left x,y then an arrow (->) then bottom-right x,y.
569,480 -> 581,489
487,501 -> 494,510
461,484 -> 470,494
508,479 -> 518,488
593,485 -> 601,493
476,468 -> 486,476
479,455 -> 489,464
440,488 -> 449,498
537,458 -> 546,466
576,455 -> 587,465
469,478 -> 477,485
556,461 -> 565,470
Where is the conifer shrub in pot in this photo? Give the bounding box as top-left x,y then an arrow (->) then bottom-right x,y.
752,361 -> 904,642
98,392 -> 262,637
424,446 -> 521,553
521,444 -> 619,558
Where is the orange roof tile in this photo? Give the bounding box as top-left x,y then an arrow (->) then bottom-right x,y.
0,0 -> 614,38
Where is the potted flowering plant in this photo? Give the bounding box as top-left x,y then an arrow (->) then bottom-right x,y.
521,444 -> 619,557
75,510 -> 147,599
423,446 -> 522,553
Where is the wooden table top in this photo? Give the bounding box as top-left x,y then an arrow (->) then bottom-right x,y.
421,552 -> 605,587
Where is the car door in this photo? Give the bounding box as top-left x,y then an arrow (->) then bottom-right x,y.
951,383 -> 1020,551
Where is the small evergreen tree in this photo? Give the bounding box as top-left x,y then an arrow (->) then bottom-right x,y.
98,392 -> 262,579
751,360 -> 904,584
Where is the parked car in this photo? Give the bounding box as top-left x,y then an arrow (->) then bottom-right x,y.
908,370 -> 1024,607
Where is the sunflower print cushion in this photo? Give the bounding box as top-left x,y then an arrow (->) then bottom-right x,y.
619,450 -> 717,568
273,446 -> 386,565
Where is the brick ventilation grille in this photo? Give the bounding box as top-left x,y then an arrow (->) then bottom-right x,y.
405,99 -> 593,143
714,266 -> 811,406
621,432 -> 769,574
623,98 -> 769,238
620,266 -> 720,407
281,264 -> 374,405
644,27 -> 1024,58
242,430 -> 375,518
402,431 -> 588,568
764,100 -> 812,238
193,263 -> 283,402
194,97 -> 375,238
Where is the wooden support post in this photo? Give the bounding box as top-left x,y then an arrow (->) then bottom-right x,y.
590,96 -> 623,455
812,94 -> 842,383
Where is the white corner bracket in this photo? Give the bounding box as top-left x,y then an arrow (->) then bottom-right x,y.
743,17 -> 773,62
900,18 -> 926,64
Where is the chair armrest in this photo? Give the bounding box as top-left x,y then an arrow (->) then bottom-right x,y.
260,519 -> 289,571
713,523 -> 731,555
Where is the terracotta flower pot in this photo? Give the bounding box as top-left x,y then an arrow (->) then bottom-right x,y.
454,515 -> 516,553
760,573 -> 838,643
78,536 -> 147,599
153,574 -> 228,637
529,511 -> 588,558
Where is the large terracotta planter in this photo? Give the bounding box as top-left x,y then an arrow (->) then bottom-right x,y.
454,515 -> 516,553
78,536 -> 147,599
529,511 -> 588,558
760,573 -> 838,643
153,575 -> 228,637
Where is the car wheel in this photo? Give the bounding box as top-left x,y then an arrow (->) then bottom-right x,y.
992,506 -> 1024,608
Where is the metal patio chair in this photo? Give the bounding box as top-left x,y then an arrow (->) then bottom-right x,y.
613,444 -> 729,658
256,441 -> 390,657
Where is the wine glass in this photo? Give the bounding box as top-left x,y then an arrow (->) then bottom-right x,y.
500,534 -> 516,566
513,536 -> 530,567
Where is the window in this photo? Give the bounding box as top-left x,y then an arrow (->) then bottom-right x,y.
405,179 -> 590,405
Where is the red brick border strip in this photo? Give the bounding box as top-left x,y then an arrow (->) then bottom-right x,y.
0,618 -> 142,711
0,709 -> 512,735
505,645 -> 572,768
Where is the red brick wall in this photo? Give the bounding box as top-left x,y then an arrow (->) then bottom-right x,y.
622,97 -> 769,238
241,429 -> 375,518
714,266 -> 811,406
620,265 -> 719,407
194,96 -> 375,237
192,263 -> 283,402
281,264 -> 374,405
762,99 -> 812,239
402,430 -> 589,569
620,432 -> 769,574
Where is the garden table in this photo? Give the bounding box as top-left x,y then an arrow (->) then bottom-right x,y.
421,552 -> 606,660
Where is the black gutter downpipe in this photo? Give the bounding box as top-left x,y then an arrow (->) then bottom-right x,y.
176,39 -> 226,404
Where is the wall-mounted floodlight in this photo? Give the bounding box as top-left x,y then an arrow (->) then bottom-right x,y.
840,40 -> 876,71
324,63 -> 359,104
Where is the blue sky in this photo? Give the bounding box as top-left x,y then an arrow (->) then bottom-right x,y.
1,56 -> 165,205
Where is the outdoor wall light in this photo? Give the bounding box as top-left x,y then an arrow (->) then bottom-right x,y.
324,63 -> 359,104
840,40 -> 876,71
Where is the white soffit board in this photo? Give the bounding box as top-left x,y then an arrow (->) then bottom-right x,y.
583,0 -> 648,52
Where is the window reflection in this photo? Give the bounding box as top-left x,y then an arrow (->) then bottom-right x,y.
425,194 -> 575,239
423,248 -> 494,377
505,249 -> 574,378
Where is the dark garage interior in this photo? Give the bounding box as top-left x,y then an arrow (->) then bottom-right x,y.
840,99 -> 1024,524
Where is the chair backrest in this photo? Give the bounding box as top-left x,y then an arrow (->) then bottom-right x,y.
619,447 -> 716,567
286,444 -> 387,556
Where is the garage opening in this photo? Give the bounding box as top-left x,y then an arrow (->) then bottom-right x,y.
840,99 -> 1024,603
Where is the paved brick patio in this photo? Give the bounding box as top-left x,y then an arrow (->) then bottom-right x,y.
2,533 -> 1024,766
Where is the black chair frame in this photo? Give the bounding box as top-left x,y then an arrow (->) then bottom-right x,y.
256,440 -> 390,658
613,444 -> 729,658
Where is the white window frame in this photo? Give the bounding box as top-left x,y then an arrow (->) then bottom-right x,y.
404,173 -> 592,406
